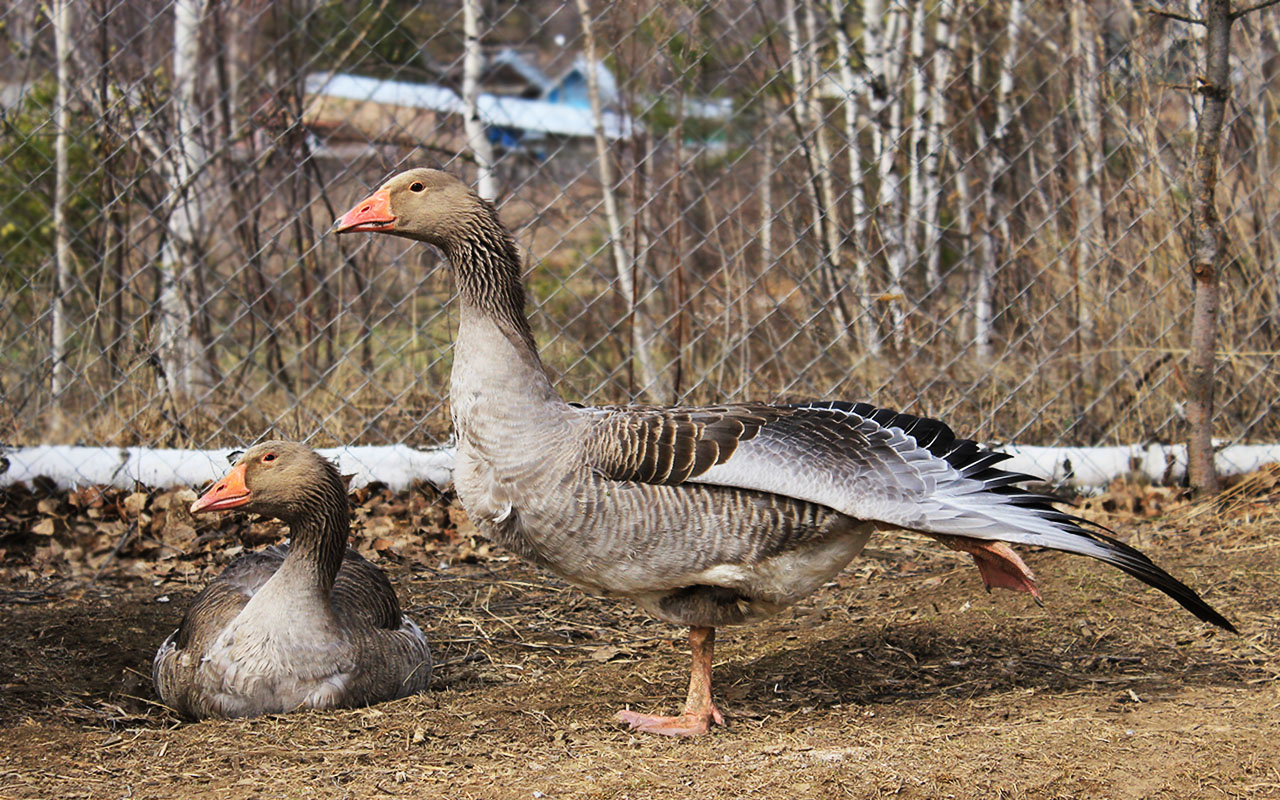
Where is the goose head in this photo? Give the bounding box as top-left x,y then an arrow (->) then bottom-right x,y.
191,441 -> 343,524
333,168 -> 487,248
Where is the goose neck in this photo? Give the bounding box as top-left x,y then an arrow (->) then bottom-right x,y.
271,485 -> 349,597
442,217 -> 562,405
443,222 -> 536,353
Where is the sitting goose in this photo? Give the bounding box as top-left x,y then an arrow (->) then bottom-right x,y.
153,441 -> 431,719
335,169 -> 1234,736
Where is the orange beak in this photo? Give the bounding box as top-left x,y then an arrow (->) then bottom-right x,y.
191,462 -> 251,514
333,188 -> 395,234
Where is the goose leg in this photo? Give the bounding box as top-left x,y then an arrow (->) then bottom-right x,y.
616,626 -> 725,736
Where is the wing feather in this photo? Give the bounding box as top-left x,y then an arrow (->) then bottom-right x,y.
583,404 -> 776,484
578,399 -> 1234,631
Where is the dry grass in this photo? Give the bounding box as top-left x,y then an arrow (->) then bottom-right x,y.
0,477 -> 1276,799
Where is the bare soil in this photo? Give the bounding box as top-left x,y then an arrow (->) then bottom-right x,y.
0,478 -> 1277,800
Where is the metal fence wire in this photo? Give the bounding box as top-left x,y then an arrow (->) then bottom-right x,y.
1,0 -> 1278,482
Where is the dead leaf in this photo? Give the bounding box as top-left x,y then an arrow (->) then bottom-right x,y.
74,486 -> 109,509
123,492 -> 148,516
448,506 -> 477,537
590,645 -> 626,663
161,522 -> 197,549
31,518 -> 58,537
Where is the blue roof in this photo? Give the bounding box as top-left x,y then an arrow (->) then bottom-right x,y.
306,73 -> 636,140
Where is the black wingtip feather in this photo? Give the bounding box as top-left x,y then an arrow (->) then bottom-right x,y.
1001,491 -> 1236,633
1062,521 -> 1237,633
798,400 -> 1237,634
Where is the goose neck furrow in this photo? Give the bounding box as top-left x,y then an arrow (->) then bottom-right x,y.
271,487 -> 350,598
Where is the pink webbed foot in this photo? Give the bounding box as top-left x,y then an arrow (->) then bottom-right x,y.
616,626 -> 725,737
615,703 -> 725,737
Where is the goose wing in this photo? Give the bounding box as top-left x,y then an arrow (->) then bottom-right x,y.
332,551 -> 433,702
581,400 -> 1234,631
331,549 -> 405,631
579,402 -> 780,484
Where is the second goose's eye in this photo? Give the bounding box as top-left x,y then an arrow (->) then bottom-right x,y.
410,181 -> 425,192
262,453 -> 276,463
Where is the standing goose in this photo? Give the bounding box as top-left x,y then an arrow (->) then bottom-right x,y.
153,441 -> 431,719
335,169 -> 1233,736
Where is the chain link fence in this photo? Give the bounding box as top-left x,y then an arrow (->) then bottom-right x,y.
1,0 -> 1277,484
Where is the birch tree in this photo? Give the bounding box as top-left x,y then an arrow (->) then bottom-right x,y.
50,0 -> 72,400
574,0 -> 662,398
462,0 -> 498,201
154,0 -> 213,400
828,0 -> 879,354
759,104 -> 774,271
782,0 -> 856,353
906,1 -> 927,287
970,0 -> 1024,360
866,0 -> 909,350
968,43 -> 995,361
800,0 -> 847,314
921,0 -> 956,288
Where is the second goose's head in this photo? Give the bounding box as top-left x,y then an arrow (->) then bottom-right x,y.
191,441 -> 344,524
333,168 -> 489,248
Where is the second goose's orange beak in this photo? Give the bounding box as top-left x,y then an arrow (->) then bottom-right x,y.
191,462 -> 251,514
334,188 -> 395,234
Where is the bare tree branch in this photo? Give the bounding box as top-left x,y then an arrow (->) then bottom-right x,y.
1232,0 -> 1280,19
1145,6 -> 1203,25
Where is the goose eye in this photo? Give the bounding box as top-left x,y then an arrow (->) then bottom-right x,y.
410,181 -> 425,192
262,453 -> 276,463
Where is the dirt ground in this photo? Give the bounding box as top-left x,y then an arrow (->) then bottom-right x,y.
0,475 -> 1277,800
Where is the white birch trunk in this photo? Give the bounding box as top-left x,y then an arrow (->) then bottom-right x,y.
786,0 -> 855,350
462,0 -> 498,201
154,0 -> 212,400
802,0 -> 844,280
955,136 -> 974,291
995,0 -> 1021,141
969,35 -> 994,359
50,0 -> 72,399
922,0 -> 956,288
862,0 -> 886,281
906,0 -> 927,287
970,0 -> 1024,360
1188,0 -> 1205,130
829,0 -> 879,355
954,101 -> 979,358
574,0 -> 662,398
877,5 -> 909,350
993,0 -> 1022,255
